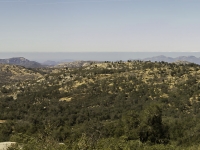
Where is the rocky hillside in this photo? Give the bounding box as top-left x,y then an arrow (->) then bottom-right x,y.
0,57 -> 42,68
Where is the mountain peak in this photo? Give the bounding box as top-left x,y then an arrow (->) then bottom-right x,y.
0,57 -> 42,68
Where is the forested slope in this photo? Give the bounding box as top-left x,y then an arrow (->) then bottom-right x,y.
1,61 -> 200,149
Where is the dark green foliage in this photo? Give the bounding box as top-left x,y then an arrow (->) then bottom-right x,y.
139,105 -> 169,144
0,121 -> 13,141
1,61 -> 200,149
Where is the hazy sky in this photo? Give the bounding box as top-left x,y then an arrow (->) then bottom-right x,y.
0,0 -> 200,52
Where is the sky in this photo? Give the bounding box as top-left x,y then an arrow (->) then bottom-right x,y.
0,0 -> 200,52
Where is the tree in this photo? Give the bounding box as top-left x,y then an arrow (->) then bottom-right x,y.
139,105 -> 169,144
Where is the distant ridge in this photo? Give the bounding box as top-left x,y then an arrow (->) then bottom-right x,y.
42,60 -> 59,66
56,61 -> 102,68
1,55 -> 200,68
142,55 -> 200,64
0,57 -> 42,68
42,59 -> 74,66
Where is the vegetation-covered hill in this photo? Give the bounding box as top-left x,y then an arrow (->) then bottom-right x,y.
1,60 -> 200,149
0,64 -> 42,86
0,57 -> 42,68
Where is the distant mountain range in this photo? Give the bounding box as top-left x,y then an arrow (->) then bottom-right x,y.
0,57 -> 42,68
0,57 -> 97,68
142,55 -> 200,64
1,55 -> 200,68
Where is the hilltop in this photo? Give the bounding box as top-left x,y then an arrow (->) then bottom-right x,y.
0,64 -> 43,85
0,57 -> 42,68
